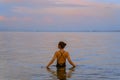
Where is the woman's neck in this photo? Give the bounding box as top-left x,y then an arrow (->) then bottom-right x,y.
59,49 -> 64,51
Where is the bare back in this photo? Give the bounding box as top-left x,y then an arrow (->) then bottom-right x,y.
56,51 -> 68,64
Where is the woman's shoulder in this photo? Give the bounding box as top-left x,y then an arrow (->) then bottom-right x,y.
55,50 -> 59,53
55,51 -> 60,55
65,51 -> 69,55
64,50 -> 69,54
63,50 -> 69,55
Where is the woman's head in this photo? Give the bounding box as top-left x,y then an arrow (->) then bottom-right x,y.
58,41 -> 67,49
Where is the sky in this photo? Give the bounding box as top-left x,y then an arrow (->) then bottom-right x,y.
0,0 -> 120,32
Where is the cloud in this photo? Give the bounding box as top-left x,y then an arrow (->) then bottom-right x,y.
0,16 -> 5,21
12,6 -> 117,28
7,16 -> 32,22
12,6 -> 115,18
0,15 -> 55,27
12,7 -> 78,16
11,0 -> 120,16
0,15 -> 33,26
1,0 -> 120,8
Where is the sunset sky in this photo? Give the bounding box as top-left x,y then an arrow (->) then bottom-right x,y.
0,0 -> 120,32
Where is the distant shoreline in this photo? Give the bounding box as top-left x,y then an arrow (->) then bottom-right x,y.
0,31 -> 120,32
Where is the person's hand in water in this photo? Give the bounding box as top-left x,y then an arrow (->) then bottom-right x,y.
72,65 -> 76,68
46,67 -> 57,76
69,66 -> 75,71
67,66 -> 76,78
46,66 -> 50,69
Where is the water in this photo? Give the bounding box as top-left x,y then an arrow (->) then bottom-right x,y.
0,32 -> 120,80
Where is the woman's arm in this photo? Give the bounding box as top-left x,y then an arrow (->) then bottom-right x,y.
67,52 -> 76,67
46,52 -> 57,68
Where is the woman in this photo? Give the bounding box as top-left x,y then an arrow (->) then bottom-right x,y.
46,41 -> 76,68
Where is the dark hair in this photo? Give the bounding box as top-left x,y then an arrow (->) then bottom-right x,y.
58,41 -> 66,49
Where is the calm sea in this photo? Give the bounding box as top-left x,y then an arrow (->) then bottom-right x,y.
0,32 -> 120,80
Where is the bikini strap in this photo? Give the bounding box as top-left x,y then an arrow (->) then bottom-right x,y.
57,51 -> 66,62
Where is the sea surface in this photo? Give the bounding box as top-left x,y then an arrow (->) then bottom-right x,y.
0,32 -> 120,80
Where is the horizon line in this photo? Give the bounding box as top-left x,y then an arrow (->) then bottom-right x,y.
0,30 -> 120,32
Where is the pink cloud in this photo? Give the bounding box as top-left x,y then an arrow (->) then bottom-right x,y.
0,16 -> 33,26
4,16 -> 32,22
0,16 -> 5,21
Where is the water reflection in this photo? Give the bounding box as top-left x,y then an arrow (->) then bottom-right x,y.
46,67 -> 75,80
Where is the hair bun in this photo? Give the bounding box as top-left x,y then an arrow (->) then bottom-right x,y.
58,41 -> 67,49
